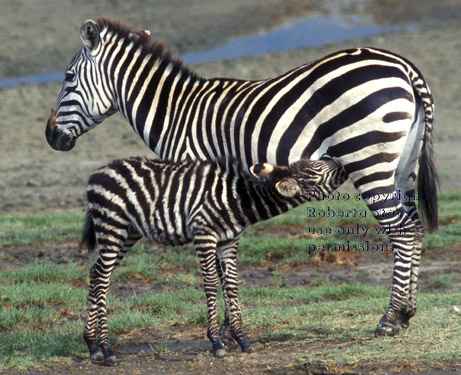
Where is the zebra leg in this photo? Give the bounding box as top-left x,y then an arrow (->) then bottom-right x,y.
83,228 -> 140,365
194,235 -> 226,357
218,240 -> 254,354
365,193 -> 417,336
83,251 -> 119,366
216,256 -> 239,350
400,195 -> 425,329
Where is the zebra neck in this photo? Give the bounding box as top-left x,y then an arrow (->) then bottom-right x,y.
112,50 -> 205,156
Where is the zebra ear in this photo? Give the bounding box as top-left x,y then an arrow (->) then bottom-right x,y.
275,178 -> 301,198
80,20 -> 100,50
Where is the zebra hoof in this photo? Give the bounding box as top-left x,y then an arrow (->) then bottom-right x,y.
238,338 -> 255,353
219,325 -> 239,350
90,350 -> 104,363
214,348 -> 226,358
375,323 -> 401,337
242,345 -> 255,354
212,340 -> 226,358
103,355 -> 118,366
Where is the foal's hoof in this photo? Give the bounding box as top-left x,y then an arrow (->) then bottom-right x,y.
214,348 -> 226,358
375,323 -> 401,337
239,338 -> 255,354
103,355 -> 118,366
219,325 -> 239,350
212,340 -> 226,358
90,351 -> 104,363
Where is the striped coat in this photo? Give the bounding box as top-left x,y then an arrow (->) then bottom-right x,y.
81,156 -> 345,364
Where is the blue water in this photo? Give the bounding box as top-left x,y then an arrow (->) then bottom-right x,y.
183,14 -> 411,64
0,71 -> 64,89
0,14 -> 415,88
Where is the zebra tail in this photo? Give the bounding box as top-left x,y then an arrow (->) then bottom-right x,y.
80,211 -> 97,252
411,66 -> 439,232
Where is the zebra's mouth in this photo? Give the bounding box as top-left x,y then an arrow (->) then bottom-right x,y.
45,118 -> 76,151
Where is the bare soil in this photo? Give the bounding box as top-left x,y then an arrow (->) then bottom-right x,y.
1,240 -> 460,375
1,0 -> 460,374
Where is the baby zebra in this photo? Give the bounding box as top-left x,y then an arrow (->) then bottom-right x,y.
80,156 -> 346,365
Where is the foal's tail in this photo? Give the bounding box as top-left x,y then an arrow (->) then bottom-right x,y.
80,211 -> 97,252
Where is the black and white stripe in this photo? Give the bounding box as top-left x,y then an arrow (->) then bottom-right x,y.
80,156 -> 345,364
46,18 -> 438,338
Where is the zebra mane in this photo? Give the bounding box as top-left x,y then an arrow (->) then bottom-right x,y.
96,17 -> 200,79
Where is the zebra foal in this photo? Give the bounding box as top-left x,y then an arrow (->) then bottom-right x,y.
80,156 -> 345,364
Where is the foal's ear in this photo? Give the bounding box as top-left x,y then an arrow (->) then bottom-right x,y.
275,178 -> 301,198
80,19 -> 100,50
250,163 -> 274,177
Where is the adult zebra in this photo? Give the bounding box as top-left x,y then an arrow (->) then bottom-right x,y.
46,17 -> 438,337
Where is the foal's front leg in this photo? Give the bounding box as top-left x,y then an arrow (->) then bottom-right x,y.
194,235 -> 226,357
218,240 -> 254,353
83,253 -> 118,366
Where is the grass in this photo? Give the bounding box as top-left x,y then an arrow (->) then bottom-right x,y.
0,192 -> 460,369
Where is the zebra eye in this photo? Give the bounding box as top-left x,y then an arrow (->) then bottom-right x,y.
64,71 -> 76,82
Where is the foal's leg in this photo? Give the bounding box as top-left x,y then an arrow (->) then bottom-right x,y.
216,255 -> 239,349
84,227 -> 141,365
217,239 -> 254,353
83,245 -> 121,366
194,233 -> 226,357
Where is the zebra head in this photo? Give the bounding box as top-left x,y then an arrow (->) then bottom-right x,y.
46,19 -> 118,151
250,159 -> 346,199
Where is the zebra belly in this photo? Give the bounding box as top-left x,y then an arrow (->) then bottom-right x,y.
146,227 -> 192,247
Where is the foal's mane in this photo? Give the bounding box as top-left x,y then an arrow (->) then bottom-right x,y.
96,16 -> 199,79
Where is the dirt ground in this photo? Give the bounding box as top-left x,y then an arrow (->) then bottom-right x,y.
1,240 -> 460,375
1,0 -> 461,373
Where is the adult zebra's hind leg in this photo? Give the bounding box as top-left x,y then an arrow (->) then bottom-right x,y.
399,197 -> 424,330
361,188 -> 417,336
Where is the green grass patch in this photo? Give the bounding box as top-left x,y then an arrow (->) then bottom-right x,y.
0,192 -> 460,369
0,212 -> 84,247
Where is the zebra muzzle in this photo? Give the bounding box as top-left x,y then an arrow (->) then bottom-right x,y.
45,111 -> 76,151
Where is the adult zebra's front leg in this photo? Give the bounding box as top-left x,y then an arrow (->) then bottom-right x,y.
363,191 -> 417,336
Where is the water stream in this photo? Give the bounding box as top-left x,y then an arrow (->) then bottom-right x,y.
0,13 -> 415,88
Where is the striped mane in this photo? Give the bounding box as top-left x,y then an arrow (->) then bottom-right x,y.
96,16 -> 199,79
